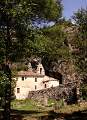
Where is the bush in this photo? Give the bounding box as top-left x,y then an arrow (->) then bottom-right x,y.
80,84 -> 87,100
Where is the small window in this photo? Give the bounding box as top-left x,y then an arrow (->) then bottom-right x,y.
35,78 -> 37,82
59,80 -> 62,84
25,77 -> 27,79
40,68 -> 42,74
35,85 -> 37,90
17,88 -> 20,93
22,77 -> 24,80
45,84 -> 47,88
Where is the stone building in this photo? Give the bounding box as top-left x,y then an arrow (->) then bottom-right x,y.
15,63 -> 59,99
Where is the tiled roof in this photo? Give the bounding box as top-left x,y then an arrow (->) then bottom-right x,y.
17,70 -> 44,77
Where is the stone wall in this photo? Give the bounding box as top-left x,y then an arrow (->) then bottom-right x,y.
28,84 -> 78,104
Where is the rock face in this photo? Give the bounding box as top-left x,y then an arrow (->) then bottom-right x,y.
57,60 -> 80,85
28,59 -> 81,104
43,59 -> 81,89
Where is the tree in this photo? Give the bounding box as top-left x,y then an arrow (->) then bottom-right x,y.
72,8 -> 87,75
0,0 -> 62,119
72,8 -> 87,100
0,1 -> 33,119
30,23 -> 70,77
42,24 -> 69,59
31,0 -> 62,21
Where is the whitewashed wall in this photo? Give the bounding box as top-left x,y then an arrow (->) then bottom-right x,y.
15,63 -> 59,99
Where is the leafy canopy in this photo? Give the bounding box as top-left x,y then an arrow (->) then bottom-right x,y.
72,8 -> 87,74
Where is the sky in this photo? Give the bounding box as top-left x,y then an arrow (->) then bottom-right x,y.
62,0 -> 87,19
35,0 -> 87,27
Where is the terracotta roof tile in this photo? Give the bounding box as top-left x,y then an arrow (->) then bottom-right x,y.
17,70 -> 44,77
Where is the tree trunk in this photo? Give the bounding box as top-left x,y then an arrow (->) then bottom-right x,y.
2,64 -> 11,120
2,10 -> 12,120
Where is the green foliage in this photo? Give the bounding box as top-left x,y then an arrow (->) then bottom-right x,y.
0,72 -> 8,97
0,31 -> 6,64
0,71 -> 9,107
0,0 -> 62,63
31,0 -> 62,21
80,84 -> 87,100
0,1 -> 63,118
41,24 -> 70,60
16,63 -> 28,71
72,8 -> 87,74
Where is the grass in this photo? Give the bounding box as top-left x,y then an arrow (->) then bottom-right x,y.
11,99 -> 55,120
11,99 -> 54,112
10,99 -> 87,120
11,99 -> 87,113
55,101 -> 87,114
11,99 -> 42,111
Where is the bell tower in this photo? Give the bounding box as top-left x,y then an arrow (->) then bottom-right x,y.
37,63 -> 45,75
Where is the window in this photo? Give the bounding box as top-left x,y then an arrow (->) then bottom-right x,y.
45,84 -> 47,88
59,80 -> 62,84
35,78 -> 37,82
40,68 -> 42,74
22,77 -> 24,80
25,77 -> 27,79
17,88 -> 20,93
35,85 -> 37,90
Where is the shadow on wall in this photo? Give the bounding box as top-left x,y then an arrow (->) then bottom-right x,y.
45,70 -> 63,84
